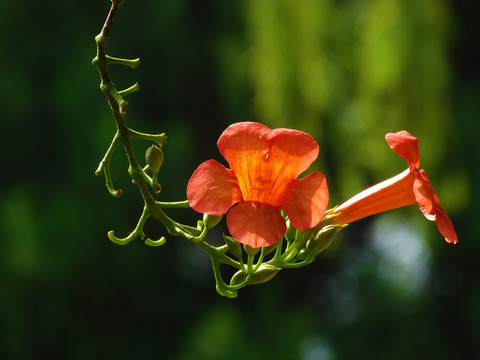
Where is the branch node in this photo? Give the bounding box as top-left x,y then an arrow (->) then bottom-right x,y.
119,100 -> 128,114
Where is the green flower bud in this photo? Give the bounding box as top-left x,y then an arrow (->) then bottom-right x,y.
230,270 -> 248,286
145,145 -> 164,175
306,224 -> 346,256
295,248 -> 308,261
247,264 -> 281,285
230,264 -> 281,286
284,221 -> 296,242
223,233 -> 242,259
203,214 -> 222,230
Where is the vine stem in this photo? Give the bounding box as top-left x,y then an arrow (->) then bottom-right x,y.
93,0 -> 156,207
93,0 -> 201,245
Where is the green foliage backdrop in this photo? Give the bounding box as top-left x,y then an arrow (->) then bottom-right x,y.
0,0 -> 478,359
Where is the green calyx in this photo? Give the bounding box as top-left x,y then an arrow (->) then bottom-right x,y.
222,234 -> 242,259
307,224 -> 346,256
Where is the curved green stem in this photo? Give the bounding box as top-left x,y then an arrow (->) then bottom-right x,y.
156,200 -> 190,209
108,205 -> 149,245
252,247 -> 266,272
191,225 -> 208,243
95,132 -> 120,175
106,55 -> 140,68
146,203 -> 196,240
129,129 -> 167,147
144,237 -> 167,247
272,236 -> 284,262
131,165 -> 161,193
118,82 -> 140,97
246,254 -> 255,274
103,162 -> 123,198
195,241 -> 245,298
96,132 -> 123,197
282,230 -> 305,262
212,260 -> 237,298
268,256 -> 315,269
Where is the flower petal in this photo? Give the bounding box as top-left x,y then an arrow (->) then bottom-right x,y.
217,122 -> 319,205
417,170 -> 458,244
217,122 -> 271,202
413,171 -> 436,221
435,203 -> 458,244
226,202 -> 286,248
280,172 -> 329,230
266,128 -> 320,204
187,159 -> 243,215
386,131 -> 420,168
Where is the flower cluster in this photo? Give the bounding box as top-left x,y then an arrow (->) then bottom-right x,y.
187,122 -> 457,248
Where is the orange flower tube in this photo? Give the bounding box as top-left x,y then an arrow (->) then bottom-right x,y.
333,169 -> 417,224
332,131 -> 458,244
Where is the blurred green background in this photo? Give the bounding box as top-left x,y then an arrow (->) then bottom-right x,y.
1,0 -> 478,359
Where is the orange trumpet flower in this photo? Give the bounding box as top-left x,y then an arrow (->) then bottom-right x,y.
333,131 -> 458,244
187,122 -> 329,248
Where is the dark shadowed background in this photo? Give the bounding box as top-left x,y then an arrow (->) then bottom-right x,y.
1,0 -> 478,359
